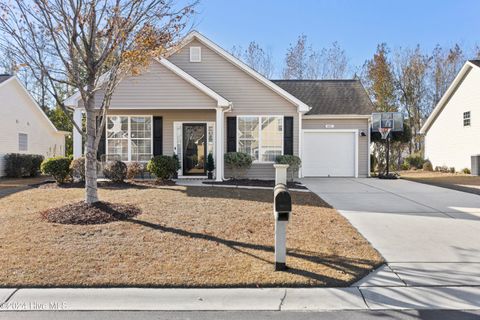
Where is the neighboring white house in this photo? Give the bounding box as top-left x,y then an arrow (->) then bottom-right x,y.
0,75 -> 68,176
420,60 -> 480,172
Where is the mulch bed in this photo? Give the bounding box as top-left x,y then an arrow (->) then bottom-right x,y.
35,180 -> 174,190
205,179 -> 308,190
39,201 -> 142,225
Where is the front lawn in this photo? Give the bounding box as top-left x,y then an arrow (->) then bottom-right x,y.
0,184 -> 382,287
400,170 -> 480,195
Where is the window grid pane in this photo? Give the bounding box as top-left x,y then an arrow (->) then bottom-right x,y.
18,133 -> 28,151
237,116 -> 283,162
238,116 -> 259,160
260,116 -> 283,162
106,116 -> 152,162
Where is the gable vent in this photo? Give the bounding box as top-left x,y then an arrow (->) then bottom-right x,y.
190,46 -> 202,62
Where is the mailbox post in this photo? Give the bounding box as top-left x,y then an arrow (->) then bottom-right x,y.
274,184 -> 291,270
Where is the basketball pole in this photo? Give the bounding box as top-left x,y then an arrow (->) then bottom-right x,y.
386,132 -> 390,176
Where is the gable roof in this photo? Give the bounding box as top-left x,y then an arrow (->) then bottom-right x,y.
0,76 -> 68,135
166,31 -> 311,113
0,74 -> 13,84
271,79 -> 374,116
420,60 -> 480,134
64,57 -> 232,109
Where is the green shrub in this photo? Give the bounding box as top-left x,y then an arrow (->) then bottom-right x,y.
126,161 -> 144,180
70,157 -> 86,182
275,155 -> 302,181
422,160 -> 433,171
462,168 -> 471,174
103,160 -> 127,183
224,152 -> 253,179
205,153 -> 215,173
147,156 -> 178,181
41,157 -> 72,184
449,167 -> 455,173
4,153 -> 44,177
401,162 -> 410,171
404,153 -> 424,169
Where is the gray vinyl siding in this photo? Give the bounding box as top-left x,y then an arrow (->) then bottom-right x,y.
85,61 -> 217,109
107,109 -> 215,156
302,118 -> 370,177
168,39 -> 299,179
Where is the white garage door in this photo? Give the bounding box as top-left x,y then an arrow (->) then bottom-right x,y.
302,131 -> 357,177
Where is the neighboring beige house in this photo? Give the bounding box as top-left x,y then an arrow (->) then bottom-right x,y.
0,75 -> 67,176
66,31 -> 374,180
421,60 -> 480,172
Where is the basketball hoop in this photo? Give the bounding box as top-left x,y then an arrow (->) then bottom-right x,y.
379,127 -> 391,140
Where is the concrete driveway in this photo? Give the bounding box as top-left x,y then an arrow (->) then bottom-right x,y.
301,178 -> 480,288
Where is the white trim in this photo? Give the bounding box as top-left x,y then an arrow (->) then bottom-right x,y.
2,76 -> 69,135
189,46 -> 202,62
64,57 -> 232,109
298,111 -> 303,178
166,31 -> 311,113
303,114 -> 372,120
173,120 -> 216,177
236,115 -> 284,164
155,58 -> 231,108
301,129 -> 359,178
420,61 -> 480,134
17,131 -> 29,152
367,117 -> 371,177
105,115 -> 153,162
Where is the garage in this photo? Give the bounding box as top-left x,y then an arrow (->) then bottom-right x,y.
302,130 -> 358,177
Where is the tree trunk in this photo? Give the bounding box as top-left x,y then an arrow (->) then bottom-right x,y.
85,109 -> 99,204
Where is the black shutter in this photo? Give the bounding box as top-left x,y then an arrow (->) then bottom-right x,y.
226,117 -> 237,152
283,116 -> 294,155
153,116 -> 163,156
96,116 -> 106,160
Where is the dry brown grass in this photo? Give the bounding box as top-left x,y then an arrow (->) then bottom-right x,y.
0,184 -> 383,287
400,170 -> 480,195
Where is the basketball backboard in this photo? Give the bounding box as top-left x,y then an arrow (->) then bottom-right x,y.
371,112 -> 403,132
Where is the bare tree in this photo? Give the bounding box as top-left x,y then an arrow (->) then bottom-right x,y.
231,41 -> 275,78
282,34 -> 308,79
0,0 -> 195,204
306,41 -> 349,79
393,46 -> 430,154
430,44 -> 465,108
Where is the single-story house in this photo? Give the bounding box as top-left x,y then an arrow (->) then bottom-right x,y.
0,75 -> 67,176
66,31 -> 374,180
420,60 -> 480,172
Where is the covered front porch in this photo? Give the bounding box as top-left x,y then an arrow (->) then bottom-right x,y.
72,108 -> 227,181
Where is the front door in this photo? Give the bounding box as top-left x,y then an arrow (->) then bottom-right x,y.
182,123 -> 207,176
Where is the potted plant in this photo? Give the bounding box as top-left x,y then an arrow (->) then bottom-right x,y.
206,153 -> 215,179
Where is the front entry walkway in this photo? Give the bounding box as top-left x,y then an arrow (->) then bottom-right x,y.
302,177 -> 480,309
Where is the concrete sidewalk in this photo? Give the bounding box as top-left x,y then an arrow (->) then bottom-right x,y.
1,286 -> 480,311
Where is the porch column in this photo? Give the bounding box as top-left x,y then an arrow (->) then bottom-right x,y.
73,108 -> 83,158
215,107 -> 224,181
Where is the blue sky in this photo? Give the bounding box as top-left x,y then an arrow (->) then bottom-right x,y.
193,0 -> 480,77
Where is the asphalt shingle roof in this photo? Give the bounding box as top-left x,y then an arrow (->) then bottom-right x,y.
469,60 -> 480,68
271,79 -> 375,115
0,74 -> 12,84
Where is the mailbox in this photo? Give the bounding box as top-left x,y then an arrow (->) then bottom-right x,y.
274,184 -> 292,215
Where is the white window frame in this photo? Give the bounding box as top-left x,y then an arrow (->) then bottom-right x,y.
189,46 -> 202,62
105,115 -> 153,162
18,132 -> 28,152
463,111 -> 471,127
236,115 -> 284,164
